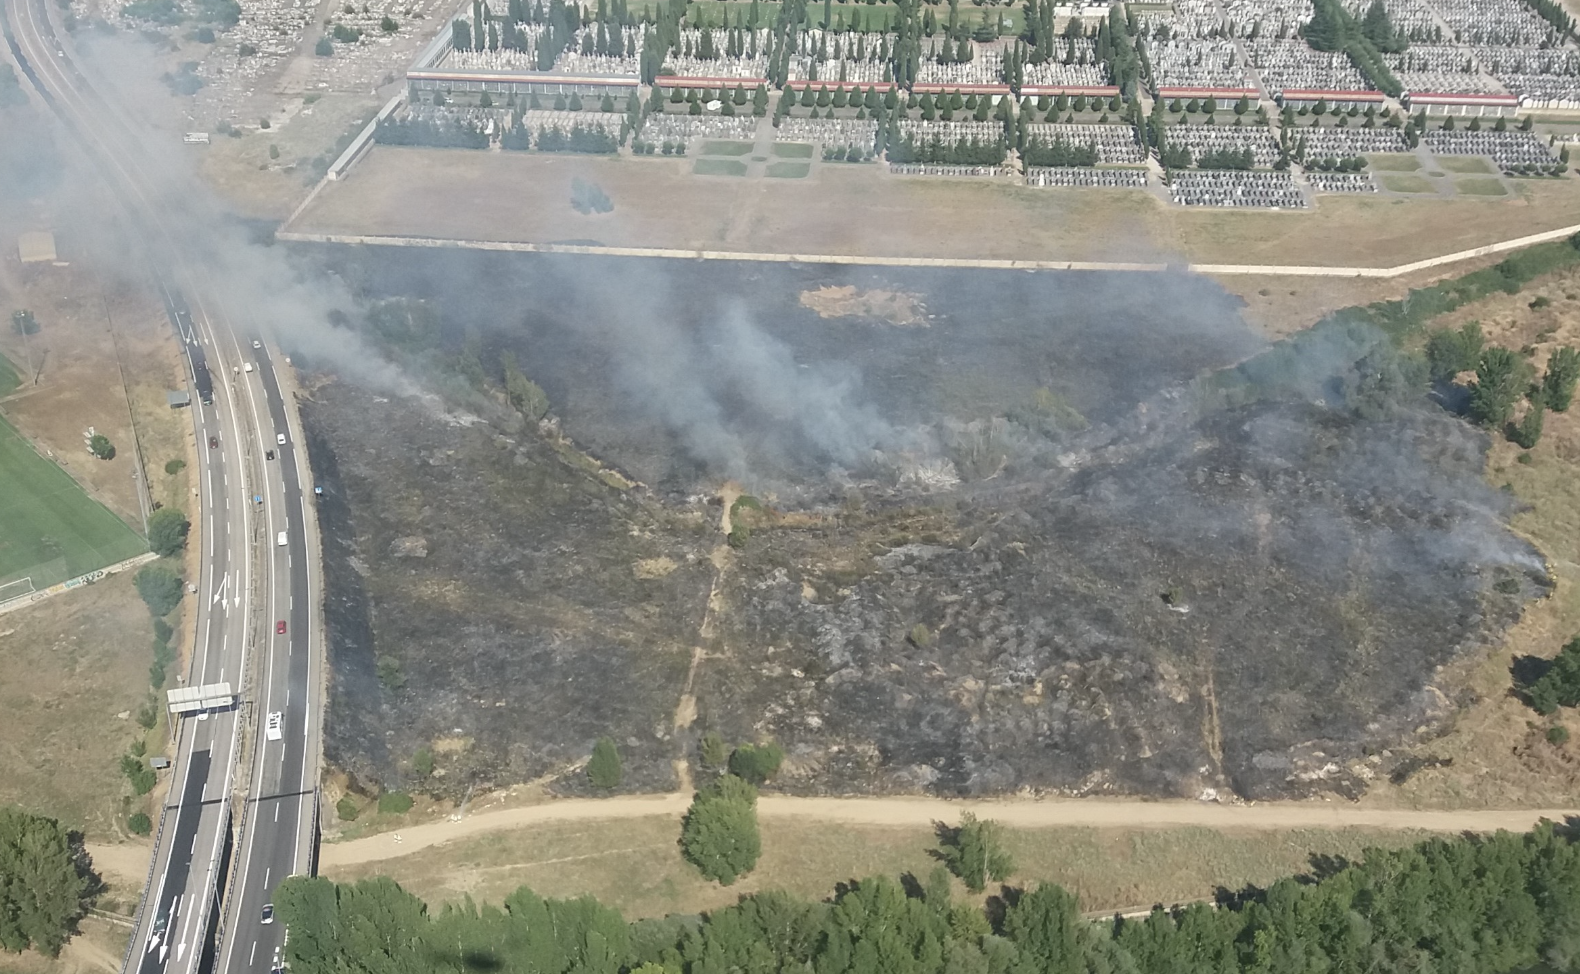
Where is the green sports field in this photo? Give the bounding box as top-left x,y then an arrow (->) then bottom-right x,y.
0,412 -> 147,596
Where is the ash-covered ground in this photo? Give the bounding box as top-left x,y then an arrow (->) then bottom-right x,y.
298,252 -> 1545,801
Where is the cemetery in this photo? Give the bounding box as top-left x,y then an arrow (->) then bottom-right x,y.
345,0 -> 1576,208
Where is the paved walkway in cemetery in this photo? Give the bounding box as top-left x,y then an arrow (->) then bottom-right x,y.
279,219 -> 1580,279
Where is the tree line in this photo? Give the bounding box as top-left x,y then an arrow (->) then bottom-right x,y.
274,823 -> 1580,974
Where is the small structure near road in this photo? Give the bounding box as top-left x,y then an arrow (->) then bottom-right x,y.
167,390 -> 192,409
167,682 -> 236,716
17,231 -> 56,264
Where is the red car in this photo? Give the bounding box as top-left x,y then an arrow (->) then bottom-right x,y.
208,436 -> 218,449
275,620 -> 287,635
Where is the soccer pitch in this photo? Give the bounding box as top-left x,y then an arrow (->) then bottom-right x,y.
0,412 -> 148,593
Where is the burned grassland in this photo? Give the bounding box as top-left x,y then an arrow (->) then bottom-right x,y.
301,254 -> 1548,801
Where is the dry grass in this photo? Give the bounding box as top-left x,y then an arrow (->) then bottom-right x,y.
0,915 -> 132,974
0,570 -> 160,836
325,815 -> 1430,920
291,145 -> 1580,268
1361,266 -> 1580,810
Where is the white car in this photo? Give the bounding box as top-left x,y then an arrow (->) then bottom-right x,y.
265,711 -> 283,742
244,363 -> 254,373
276,432 -> 286,445
276,531 -> 287,547
251,340 -> 262,349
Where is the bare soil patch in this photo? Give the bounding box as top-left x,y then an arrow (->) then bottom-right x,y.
799,285 -> 926,326
291,146 -> 1580,268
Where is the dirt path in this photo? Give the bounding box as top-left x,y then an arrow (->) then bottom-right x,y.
319,793 -> 1578,869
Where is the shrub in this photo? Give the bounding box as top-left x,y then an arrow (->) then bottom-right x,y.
89,434 -> 115,460
587,737 -> 622,789
412,747 -> 434,777
315,36 -> 333,56
699,731 -> 729,770
378,792 -> 414,815
163,458 -> 185,475
680,774 -> 760,885
727,742 -> 783,784
375,655 -> 406,689
336,796 -> 361,821
1549,725 -> 1570,746
128,812 -> 152,835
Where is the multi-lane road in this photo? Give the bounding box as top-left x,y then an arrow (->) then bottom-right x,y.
0,0 -> 326,971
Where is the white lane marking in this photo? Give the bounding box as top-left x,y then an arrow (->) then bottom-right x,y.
274,804 -> 279,823
249,941 -> 256,966
264,867 -> 270,887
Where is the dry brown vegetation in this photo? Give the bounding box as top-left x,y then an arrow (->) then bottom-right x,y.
1362,266 -> 1580,810
325,815 -> 1431,921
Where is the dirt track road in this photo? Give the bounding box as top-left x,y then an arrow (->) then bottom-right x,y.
319,794 -> 1578,869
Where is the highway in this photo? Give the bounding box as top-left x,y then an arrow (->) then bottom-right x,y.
0,0 -> 326,971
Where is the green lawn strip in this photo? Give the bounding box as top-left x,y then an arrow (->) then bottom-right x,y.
1367,153 -> 1422,171
765,161 -> 811,178
0,352 -> 18,397
1438,155 -> 1494,174
0,414 -> 146,588
699,140 -> 754,157
771,142 -> 814,159
1381,174 -> 1436,193
693,158 -> 747,176
1455,177 -> 1508,196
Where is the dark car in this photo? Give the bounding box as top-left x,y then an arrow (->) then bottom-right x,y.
265,449 -> 275,460
276,620 -> 286,635
261,903 -> 274,925
208,435 -> 218,449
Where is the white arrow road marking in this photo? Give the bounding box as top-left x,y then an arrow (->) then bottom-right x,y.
211,574 -> 229,606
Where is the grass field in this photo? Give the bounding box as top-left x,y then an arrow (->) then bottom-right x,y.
693,158 -> 748,176
0,351 -> 19,396
699,140 -> 754,156
1439,156 -> 1494,174
772,142 -> 814,158
1456,177 -> 1508,196
1381,174 -> 1436,193
766,161 -> 811,178
0,414 -> 146,590
1368,153 -> 1422,171
326,817 -> 1431,921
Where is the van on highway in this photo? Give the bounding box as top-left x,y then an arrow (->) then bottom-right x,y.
265,711 -> 283,742
276,531 -> 287,547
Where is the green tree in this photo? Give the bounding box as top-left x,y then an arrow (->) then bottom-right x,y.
680,774 -> 760,885
587,736 -> 622,789
937,812 -> 1014,892
336,796 -> 361,821
502,353 -> 550,421
88,434 -> 114,460
0,806 -> 97,956
134,566 -> 183,617
163,458 -> 185,475
380,14 -> 397,31
412,747 -> 434,778
726,742 -> 783,784
1542,346 -> 1579,412
1524,636 -> 1580,714
127,812 -> 152,836
1470,346 -> 1529,428
315,36 -> 333,55
147,508 -> 191,557
1005,883 -> 1084,974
